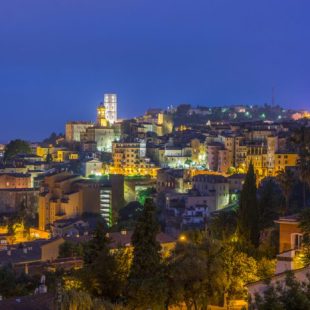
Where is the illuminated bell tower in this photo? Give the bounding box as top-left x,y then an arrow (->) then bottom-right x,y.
104,94 -> 117,124
97,104 -> 109,127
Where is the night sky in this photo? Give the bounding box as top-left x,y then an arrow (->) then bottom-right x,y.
1,0 -> 310,141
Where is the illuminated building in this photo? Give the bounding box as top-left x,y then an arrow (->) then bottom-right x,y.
157,112 -> 174,136
156,168 -> 191,193
104,93 -> 117,124
248,215 -> 304,301
111,140 -> 158,177
38,173 -> 101,230
81,126 -> 121,152
65,121 -> 93,142
80,102 -> 121,152
190,139 -> 206,166
206,142 -> 223,171
135,109 -> 173,137
36,146 -> 78,162
97,103 -> 109,127
234,136 -> 248,168
244,136 -> 278,178
0,173 -> 31,189
82,158 -> 103,177
159,145 -> 192,168
53,149 -> 79,162
227,173 -> 246,192
38,172 -> 123,230
192,174 -> 229,211
218,134 -> 235,167
274,152 -> 299,173
36,146 -> 54,160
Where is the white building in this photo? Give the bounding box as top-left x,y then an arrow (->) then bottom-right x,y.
82,159 -> 103,177
192,174 -> 229,211
104,94 -> 117,124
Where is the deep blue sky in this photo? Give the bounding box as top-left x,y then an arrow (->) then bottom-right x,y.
1,0 -> 310,142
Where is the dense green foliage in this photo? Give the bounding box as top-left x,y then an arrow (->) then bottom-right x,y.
59,241 -> 84,258
252,272 -> 310,310
127,198 -> 166,309
4,139 -> 31,161
258,178 -> 283,229
81,222 -> 125,301
117,201 -> 143,230
136,187 -> 156,205
0,266 -> 38,298
238,162 -> 260,247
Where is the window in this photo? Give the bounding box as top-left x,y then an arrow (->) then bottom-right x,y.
291,233 -> 303,250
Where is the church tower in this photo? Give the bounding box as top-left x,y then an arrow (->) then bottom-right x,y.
97,103 -> 109,127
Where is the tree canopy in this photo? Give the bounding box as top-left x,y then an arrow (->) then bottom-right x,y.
238,162 -> 260,247
4,139 -> 31,161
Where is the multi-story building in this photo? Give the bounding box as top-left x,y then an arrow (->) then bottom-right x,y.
234,136 -> 247,169
159,145 -> 192,168
80,102 -> 121,152
192,174 -> 229,211
274,152 -> 299,173
0,173 -> 31,189
38,172 -> 122,230
65,121 -> 93,142
227,173 -> 246,192
81,126 -> 120,153
206,142 -> 224,171
0,188 -> 39,214
156,169 -> 191,193
111,140 -> 157,177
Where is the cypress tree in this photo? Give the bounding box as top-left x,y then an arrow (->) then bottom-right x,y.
127,198 -> 166,309
237,162 -> 260,247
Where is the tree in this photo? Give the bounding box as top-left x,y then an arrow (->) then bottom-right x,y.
276,170 -> 296,214
0,266 -> 18,298
252,272 -> 310,310
167,234 -> 226,309
42,132 -> 63,146
127,198 -> 166,309
208,210 -> 237,241
258,178 -> 282,229
237,162 -> 260,247
0,266 -> 37,298
291,126 -> 310,208
62,289 -> 93,310
222,242 -> 259,300
82,222 -> 124,301
298,208 -> 310,266
118,201 -> 143,226
59,241 -> 84,258
136,187 -> 155,206
46,150 -> 53,163
4,139 -> 31,161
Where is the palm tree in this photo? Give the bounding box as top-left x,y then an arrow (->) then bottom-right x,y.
276,169 -> 296,214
